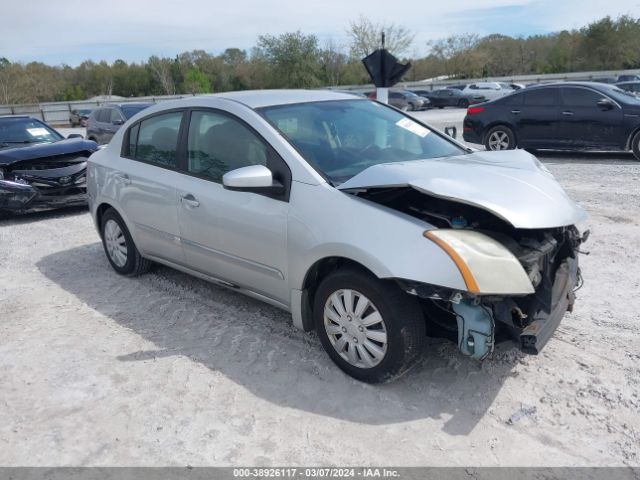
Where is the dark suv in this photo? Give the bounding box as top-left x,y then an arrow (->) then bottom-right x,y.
86,103 -> 151,145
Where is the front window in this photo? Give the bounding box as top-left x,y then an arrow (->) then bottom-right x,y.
186,110 -> 268,183
259,100 -> 464,184
0,117 -> 63,149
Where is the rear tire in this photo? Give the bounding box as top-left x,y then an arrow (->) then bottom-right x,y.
484,125 -> 516,151
313,268 -> 425,383
458,99 -> 469,108
631,131 -> 640,161
100,208 -> 152,276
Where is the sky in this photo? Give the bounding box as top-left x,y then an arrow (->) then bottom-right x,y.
1,0 -> 638,65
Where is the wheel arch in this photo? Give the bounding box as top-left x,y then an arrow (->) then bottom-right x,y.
95,202 -> 133,240
292,256 -> 381,332
625,125 -> 640,150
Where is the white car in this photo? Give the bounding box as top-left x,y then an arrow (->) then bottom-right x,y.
87,90 -> 587,383
463,82 -> 514,101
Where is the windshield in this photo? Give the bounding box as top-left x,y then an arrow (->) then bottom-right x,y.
259,100 -> 464,184
0,117 -> 63,149
602,85 -> 640,104
121,104 -> 151,119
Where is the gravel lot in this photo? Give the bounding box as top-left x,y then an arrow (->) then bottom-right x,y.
1,109 -> 639,466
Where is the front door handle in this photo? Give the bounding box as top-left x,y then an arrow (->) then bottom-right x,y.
511,109 -> 521,114
180,194 -> 200,208
562,111 -> 574,116
114,173 -> 131,185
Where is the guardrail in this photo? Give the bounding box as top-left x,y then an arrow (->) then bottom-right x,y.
0,94 -> 208,125
2,68 -> 639,125
332,68 -> 640,93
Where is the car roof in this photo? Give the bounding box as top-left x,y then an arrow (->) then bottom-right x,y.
215,89 -> 362,108
526,81 -> 615,89
111,103 -> 153,108
0,115 -> 33,119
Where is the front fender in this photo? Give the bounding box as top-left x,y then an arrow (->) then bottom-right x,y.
287,182 -> 468,294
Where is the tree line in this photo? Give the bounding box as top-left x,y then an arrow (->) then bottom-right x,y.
1,15 -> 639,105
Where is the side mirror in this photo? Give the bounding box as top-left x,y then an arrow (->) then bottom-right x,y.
113,119 -> 124,126
67,133 -> 84,139
222,165 -> 284,194
597,98 -> 614,110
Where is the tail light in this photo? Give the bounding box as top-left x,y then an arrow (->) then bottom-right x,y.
467,106 -> 485,115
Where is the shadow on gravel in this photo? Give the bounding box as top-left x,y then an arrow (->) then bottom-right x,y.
0,206 -> 88,226
38,242 -> 520,433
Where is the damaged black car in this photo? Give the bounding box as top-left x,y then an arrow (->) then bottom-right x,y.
0,116 -> 98,215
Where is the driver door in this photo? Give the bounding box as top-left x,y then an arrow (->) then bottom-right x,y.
174,109 -> 291,304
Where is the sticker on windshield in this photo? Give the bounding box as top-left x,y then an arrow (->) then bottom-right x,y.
396,118 -> 430,137
26,128 -> 49,137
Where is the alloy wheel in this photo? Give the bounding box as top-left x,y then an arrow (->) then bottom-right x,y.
323,289 -> 388,368
104,219 -> 128,267
487,130 -> 510,150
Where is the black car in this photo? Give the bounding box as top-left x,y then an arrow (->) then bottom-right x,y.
413,88 -> 485,109
616,74 -> 640,83
0,116 -> 98,215
462,82 -> 640,160
615,81 -> 640,95
69,108 -> 93,127
86,103 -> 151,144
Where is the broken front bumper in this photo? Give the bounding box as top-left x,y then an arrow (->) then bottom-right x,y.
0,179 -> 87,213
453,255 -> 580,360
519,256 -> 579,354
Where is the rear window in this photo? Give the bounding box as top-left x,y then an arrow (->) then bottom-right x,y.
121,104 -> 151,119
524,89 -> 558,106
126,111 -> 183,168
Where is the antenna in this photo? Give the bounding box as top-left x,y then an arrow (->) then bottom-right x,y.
381,32 -> 386,49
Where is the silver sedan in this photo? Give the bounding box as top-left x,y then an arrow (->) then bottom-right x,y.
87,90 -> 587,383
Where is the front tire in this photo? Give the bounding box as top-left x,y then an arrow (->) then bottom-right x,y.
458,99 -> 469,108
631,131 -> 640,161
313,268 -> 425,383
484,125 -> 516,151
100,208 -> 152,276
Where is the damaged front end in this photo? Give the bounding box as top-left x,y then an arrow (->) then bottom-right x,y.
0,156 -> 88,214
357,186 -> 588,360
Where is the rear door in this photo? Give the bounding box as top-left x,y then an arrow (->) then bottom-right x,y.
515,88 -> 561,148
558,87 -> 623,148
112,110 -> 186,264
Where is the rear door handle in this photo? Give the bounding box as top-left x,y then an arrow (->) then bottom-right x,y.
562,111 -> 574,116
511,109 -> 521,114
180,194 -> 200,208
114,173 -> 131,185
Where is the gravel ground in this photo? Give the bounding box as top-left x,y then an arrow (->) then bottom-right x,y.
1,110 -> 639,466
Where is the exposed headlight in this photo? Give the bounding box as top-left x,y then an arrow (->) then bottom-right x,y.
424,229 -> 534,295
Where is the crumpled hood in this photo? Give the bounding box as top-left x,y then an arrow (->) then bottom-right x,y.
337,149 -> 587,229
0,138 -> 97,166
